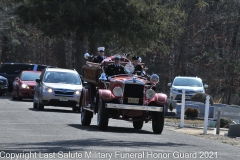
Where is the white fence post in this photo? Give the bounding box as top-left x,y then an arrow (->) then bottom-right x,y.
216,110 -> 221,135
180,90 -> 185,128
203,95 -> 210,134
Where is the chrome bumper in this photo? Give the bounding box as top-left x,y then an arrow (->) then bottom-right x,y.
105,103 -> 163,112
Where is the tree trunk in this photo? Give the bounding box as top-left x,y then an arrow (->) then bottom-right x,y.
65,38 -> 72,69
53,40 -> 66,68
74,29 -> 88,74
89,40 -> 99,57
0,36 -> 9,62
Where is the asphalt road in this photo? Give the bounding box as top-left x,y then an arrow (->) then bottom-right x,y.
0,95 -> 239,160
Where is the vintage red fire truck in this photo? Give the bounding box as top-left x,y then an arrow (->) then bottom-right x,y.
80,54 -> 167,134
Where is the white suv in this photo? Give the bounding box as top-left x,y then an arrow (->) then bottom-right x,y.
33,67 -> 82,112
168,76 -> 208,102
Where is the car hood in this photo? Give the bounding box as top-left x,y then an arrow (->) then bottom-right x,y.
0,73 -> 17,82
110,75 -> 147,84
0,75 -> 7,80
22,81 -> 36,86
43,82 -> 82,90
172,86 -> 203,91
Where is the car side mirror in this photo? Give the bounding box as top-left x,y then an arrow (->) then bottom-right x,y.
167,83 -> 172,87
15,77 -> 19,81
36,79 -> 40,83
204,84 -> 208,88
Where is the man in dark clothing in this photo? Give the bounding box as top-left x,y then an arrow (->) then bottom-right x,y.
132,56 -> 143,76
105,56 -> 125,80
90,46 -> 106,108
92,46 -> 106,63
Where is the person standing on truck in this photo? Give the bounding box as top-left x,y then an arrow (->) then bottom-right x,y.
92,47 -> 106,63
89,46 -> 106,108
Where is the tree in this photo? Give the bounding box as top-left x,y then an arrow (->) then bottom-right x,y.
15,0 -> 186,73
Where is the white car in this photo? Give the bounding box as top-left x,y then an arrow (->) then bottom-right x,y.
33,67 -> 82,112
168,76 -> 208,102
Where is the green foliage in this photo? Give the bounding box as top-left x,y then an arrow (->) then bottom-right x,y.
220,117 -> 232,128
185,107 -> 199,118
196,0 -> 209,8
15,0 -> 186,55
191,93 -> 214,106
169,102 -> 174,112
2,0 -> 240,105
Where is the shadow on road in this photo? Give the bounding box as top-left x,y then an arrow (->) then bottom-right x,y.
0,95 -> 33,102
0,95 -> 11,100
0,137 -> 192,154
69,124 -> 158,134
12,99 -> 33,102
28,108 -> 79,114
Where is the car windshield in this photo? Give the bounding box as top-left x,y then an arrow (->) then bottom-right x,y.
43,71 -> 81,85
21,72 -> 41,81
173,78 -> 203,87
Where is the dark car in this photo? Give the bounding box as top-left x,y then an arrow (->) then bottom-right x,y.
0,63 -> 50,92
12,71 -> 42,100
0,75 -> 8,96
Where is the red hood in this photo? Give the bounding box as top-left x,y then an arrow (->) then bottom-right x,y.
110,75 -> 147,84
21,81 -> 36,86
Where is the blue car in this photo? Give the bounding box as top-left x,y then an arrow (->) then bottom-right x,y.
0,75 -> 8,96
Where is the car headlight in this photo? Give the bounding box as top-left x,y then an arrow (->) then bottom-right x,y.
75,90 -> 81,95
43,86 -> 53,93
113,87 -> 123,97
146,89 -> 155,99
150,74 -> 159,84
21,84 -> 29,89
48,88 -> 53,93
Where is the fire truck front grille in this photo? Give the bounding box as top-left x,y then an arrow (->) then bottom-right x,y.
123,83 -> 144,105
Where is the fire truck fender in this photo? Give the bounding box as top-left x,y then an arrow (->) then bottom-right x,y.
153,93 -> 168,105
98,89 -> 115,101
81,87 -> 89,107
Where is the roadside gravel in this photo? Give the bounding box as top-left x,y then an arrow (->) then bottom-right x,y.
165,119 -> 240,148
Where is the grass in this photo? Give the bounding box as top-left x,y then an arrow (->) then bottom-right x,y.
165,117 -> 204,126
